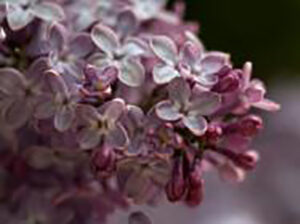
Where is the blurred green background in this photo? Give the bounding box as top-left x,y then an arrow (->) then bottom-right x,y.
175,0 -> 300,81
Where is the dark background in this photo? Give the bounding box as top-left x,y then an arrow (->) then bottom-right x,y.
179,0 -> 300,81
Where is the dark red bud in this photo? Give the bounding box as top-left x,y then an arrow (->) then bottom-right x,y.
236,151 -> 259,171
239,115 -> 263,137
91,146 -> 116,177
185,179 -> 204,207
165,158 -> 186,202
204,124 -> 223,144
213,70 -> 240,93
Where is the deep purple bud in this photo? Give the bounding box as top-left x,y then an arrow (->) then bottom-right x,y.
165,157 -> 186,202
239,115 -> 263,137
213,70 -> 240,93
91,146 -> 116,177
185,159 -> 204,207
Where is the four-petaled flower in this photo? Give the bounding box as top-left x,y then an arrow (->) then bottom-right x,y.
0,0 -> 65,30
155,78 -> 221,136
151,35 -> 230,86
90,23 -> 147,87
77,98 -> 129,150
34,70 -> 79,132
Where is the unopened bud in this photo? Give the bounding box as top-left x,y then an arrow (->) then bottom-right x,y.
213,70 -> 240,93
239,115 -> 263,137
236,150 -> 260,171
91,146 -> 116,177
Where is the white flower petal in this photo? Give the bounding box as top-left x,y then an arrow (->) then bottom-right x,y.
153,63 -> 180,84
150,35 -> 177,65
182,115 -> 207,136
119,58 -> 145,87
155,100 -> 182,121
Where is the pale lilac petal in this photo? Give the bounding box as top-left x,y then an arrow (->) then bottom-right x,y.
77,105 -> 101,124
7,6 -> 34,30
26,57 -> 50,85
155,100 -> 182,121
54,106 -> 75,132
194,72 -> 219,86
30,2 -> 65,21
168,78 -> 191,108
91,24 -> 119,55
45,70 -> 68,95
3,98 -> 32,129
153,63 -> 180,84
106,123 -> 129,149
201,52 -> 230,74
150,35 -> 177,65
48,23 -> 67,52
179,41 -> 202,67
116,9 -> 137,37
119,58 -> 145,87
252,98 -> 281,112
34,95 -> 55,119
182,115 -> 207,136
121,38 -> 149,57
78,127 -> 101,150
102,98 -> 125,122
0,68 -> 25,93
69,33 -> 94,58
129,211 -> 152,224
189,92 -> 221,116
241,62 -> 252,88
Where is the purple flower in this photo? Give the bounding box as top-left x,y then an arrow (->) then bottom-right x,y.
155,78 -> 221,136
150,34 -> 229,85
0,0 -> 65,31
77,98 -> 129,150
237,62 -> 281,112
90,23 -> 147,87
0,58 -> 48,129
34,69 -> 78,132
47,23 -> 94,82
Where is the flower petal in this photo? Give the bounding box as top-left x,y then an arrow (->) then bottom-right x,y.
77,105 -> 101,124
48,23 -> 67,53
189,92 -> 221,116
102,98 -> 125,122
168,78 -> 191,108
182,115 -> 207,136
155,100 -> 182,121
78,127 -> 101,150
119,58 -> 145,87
44,70 -> 68,95
30,2 -> 65,22
91,24 -> 119,55
150,35 -> 177,65
0,68 -> 25,93
3,98 -> 32,129
152,63 -> 180,84
54,106 -> 75,132
116,9 -> 137,38
121,38 -> 149,57
105,123 -> 129,149
201,52 -> 230,75
34,95 -> 55,119
7,6 -> 34,30
252,98 -> 281,112
69,33 -> 94,58
179,41 -> 202,67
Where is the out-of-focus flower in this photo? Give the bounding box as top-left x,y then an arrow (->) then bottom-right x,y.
0,58 -> 48,129
0,0 -> 65,30
77,98 -> 128,150
129,211 -> 152,224
155,78 -> 221,136
34,70 -> 78,132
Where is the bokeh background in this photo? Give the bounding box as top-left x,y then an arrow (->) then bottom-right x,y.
113,1 -> 300,223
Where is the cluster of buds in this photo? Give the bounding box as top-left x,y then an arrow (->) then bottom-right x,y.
0,0 -> 280,223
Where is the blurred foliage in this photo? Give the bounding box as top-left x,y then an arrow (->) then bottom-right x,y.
177,0 -> 300,80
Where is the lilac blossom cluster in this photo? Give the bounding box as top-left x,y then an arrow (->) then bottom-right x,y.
0,0 -> 280,223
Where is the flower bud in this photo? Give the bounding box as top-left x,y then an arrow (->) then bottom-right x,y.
165,157 -> 186,202
213,70 -> 240,93
185,179 -> 204,207
91,146 -> 116,177
203,124 -> 223,145
239,115 -> 263,137
236,150 -> 260,171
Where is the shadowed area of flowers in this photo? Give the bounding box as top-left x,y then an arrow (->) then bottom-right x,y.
0,0 -> 280,223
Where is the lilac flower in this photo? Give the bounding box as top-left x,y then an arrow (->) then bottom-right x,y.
237,62 -> 281,112
0,58 -> 48,129
77,98 -> 129,150
47,23 -> 94,82
0,0 -> 65,31
90,23 -> 146,87
155,78 -> 221,136
34,69 -> 78,132
150,35 -> 230,85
